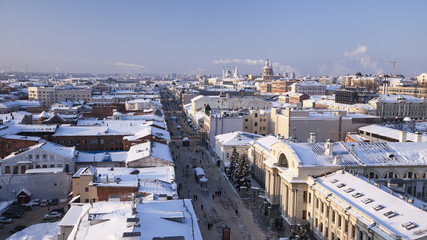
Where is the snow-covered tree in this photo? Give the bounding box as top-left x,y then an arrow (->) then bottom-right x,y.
233,153 -> 251,189
226,147 -> 238,177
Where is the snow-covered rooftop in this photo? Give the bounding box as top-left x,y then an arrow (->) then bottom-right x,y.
315,171 -> 427,239
126,142 -> 173,164
216,131 -> 262,146
65,200 -> 202,240
286,141 -> 427,167
359,125 -> 427,142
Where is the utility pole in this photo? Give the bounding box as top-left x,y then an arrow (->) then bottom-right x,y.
390,60 -> 396,77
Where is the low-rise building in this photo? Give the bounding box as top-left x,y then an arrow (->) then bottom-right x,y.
368,94 -> 427,120
270,108 -> 381,142
59,200 -> 202,240
291,80 -> 326,95
215,131 -> 262,169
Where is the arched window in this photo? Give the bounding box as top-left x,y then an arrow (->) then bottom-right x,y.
383,171 -> 398,179
365,172 -> 379,179
36,165 -> 41,168
423,172 -> 427,179
278,153 -> 288,168
50,164 -> 55,168
403,171 -> 418,179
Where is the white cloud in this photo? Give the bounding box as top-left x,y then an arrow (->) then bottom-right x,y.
212,58 -> 265,66
114,62 -> 145,70
213,58 -> 297,74
343,44 -> 383,74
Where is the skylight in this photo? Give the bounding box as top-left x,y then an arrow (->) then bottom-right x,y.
361,198 -> 374,204
337,183 -> 346,188
343,188 -> 355,193
384,211 -> 398,218
330,179 -> 339,184
373,204 -> 385,211
352,192 -> 364,198
402,222 -> 418,230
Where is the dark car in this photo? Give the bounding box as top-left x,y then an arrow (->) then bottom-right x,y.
22,204 -> 32,211
49,199 -> 58,206
9,225 -> 26,234
1,209 -> 22,219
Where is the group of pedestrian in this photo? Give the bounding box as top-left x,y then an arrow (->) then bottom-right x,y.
215,190 -> 222,197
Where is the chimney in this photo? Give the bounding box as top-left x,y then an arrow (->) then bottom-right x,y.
333,156 -> 340,165
399,131 -> 407,142
309,132 -> 316,143
324,139 -> 334,156
350,144 -> 355,154
415,132 -> 422,142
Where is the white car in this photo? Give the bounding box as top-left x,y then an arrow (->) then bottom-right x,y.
0,217 -> 13,224
44,211 -> 62,220
30,199 -> 41,207
40,199 -> 49,207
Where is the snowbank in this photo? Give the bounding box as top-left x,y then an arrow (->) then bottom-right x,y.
7,222 -> 60,240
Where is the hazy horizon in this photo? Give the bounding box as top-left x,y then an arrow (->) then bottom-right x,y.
1,0 -> 426,77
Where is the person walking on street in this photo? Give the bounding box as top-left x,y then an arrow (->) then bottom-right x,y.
235,209 -> 239,216
201,204 -> 203,211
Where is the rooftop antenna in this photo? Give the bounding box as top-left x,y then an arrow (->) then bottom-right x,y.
390,60 -> 396,77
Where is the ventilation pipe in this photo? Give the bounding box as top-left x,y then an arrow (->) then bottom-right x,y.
350,144 -> 355,154
399,131 -> 407,142
309,132 -> 316,143
324,139 -> 334,156
415,132 -> 422,142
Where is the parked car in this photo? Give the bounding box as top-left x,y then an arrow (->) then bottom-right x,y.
49,199 -> 58,206
30,199 -> 41,207
40,199 -> 49,207
22,204 -> 32,211
9,225 -> 26,234
44,211 -> 62,220
49,207 -> 65,215
1,209 -> 22,219
0,216 -> 13,224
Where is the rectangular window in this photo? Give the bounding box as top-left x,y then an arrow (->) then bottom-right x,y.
303,191 -> 307,202
254,122 -> 258,127
302,210 -> 306,220
308,193 -> 311,203
85,187 -> 89,192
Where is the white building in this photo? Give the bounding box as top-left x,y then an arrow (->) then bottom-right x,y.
28,86 -> 91,107
291,80 -> 326,95
0,141 -> 76,175
58,200 -> 202,240
368,94 -> 427,120
215,131 -> 262,168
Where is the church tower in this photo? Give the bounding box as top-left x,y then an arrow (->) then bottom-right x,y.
262,58 -> 273,81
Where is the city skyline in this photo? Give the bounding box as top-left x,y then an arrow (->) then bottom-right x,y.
1,0 -> 426,76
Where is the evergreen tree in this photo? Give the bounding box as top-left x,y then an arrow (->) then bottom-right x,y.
226,147 -> 238,177
233,153 -> 252,188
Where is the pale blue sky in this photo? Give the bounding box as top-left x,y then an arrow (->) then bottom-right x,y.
0,0 -> 426,76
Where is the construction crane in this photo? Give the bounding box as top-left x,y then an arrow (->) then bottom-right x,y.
390,60 -> 396,77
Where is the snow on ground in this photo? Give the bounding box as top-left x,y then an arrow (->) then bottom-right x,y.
0,200 -> 13,213
7,222 -> 60,240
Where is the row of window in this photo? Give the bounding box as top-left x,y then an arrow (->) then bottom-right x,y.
4,163 -> 68,174
56,139 -> 123,145
366,171 -> 426,179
